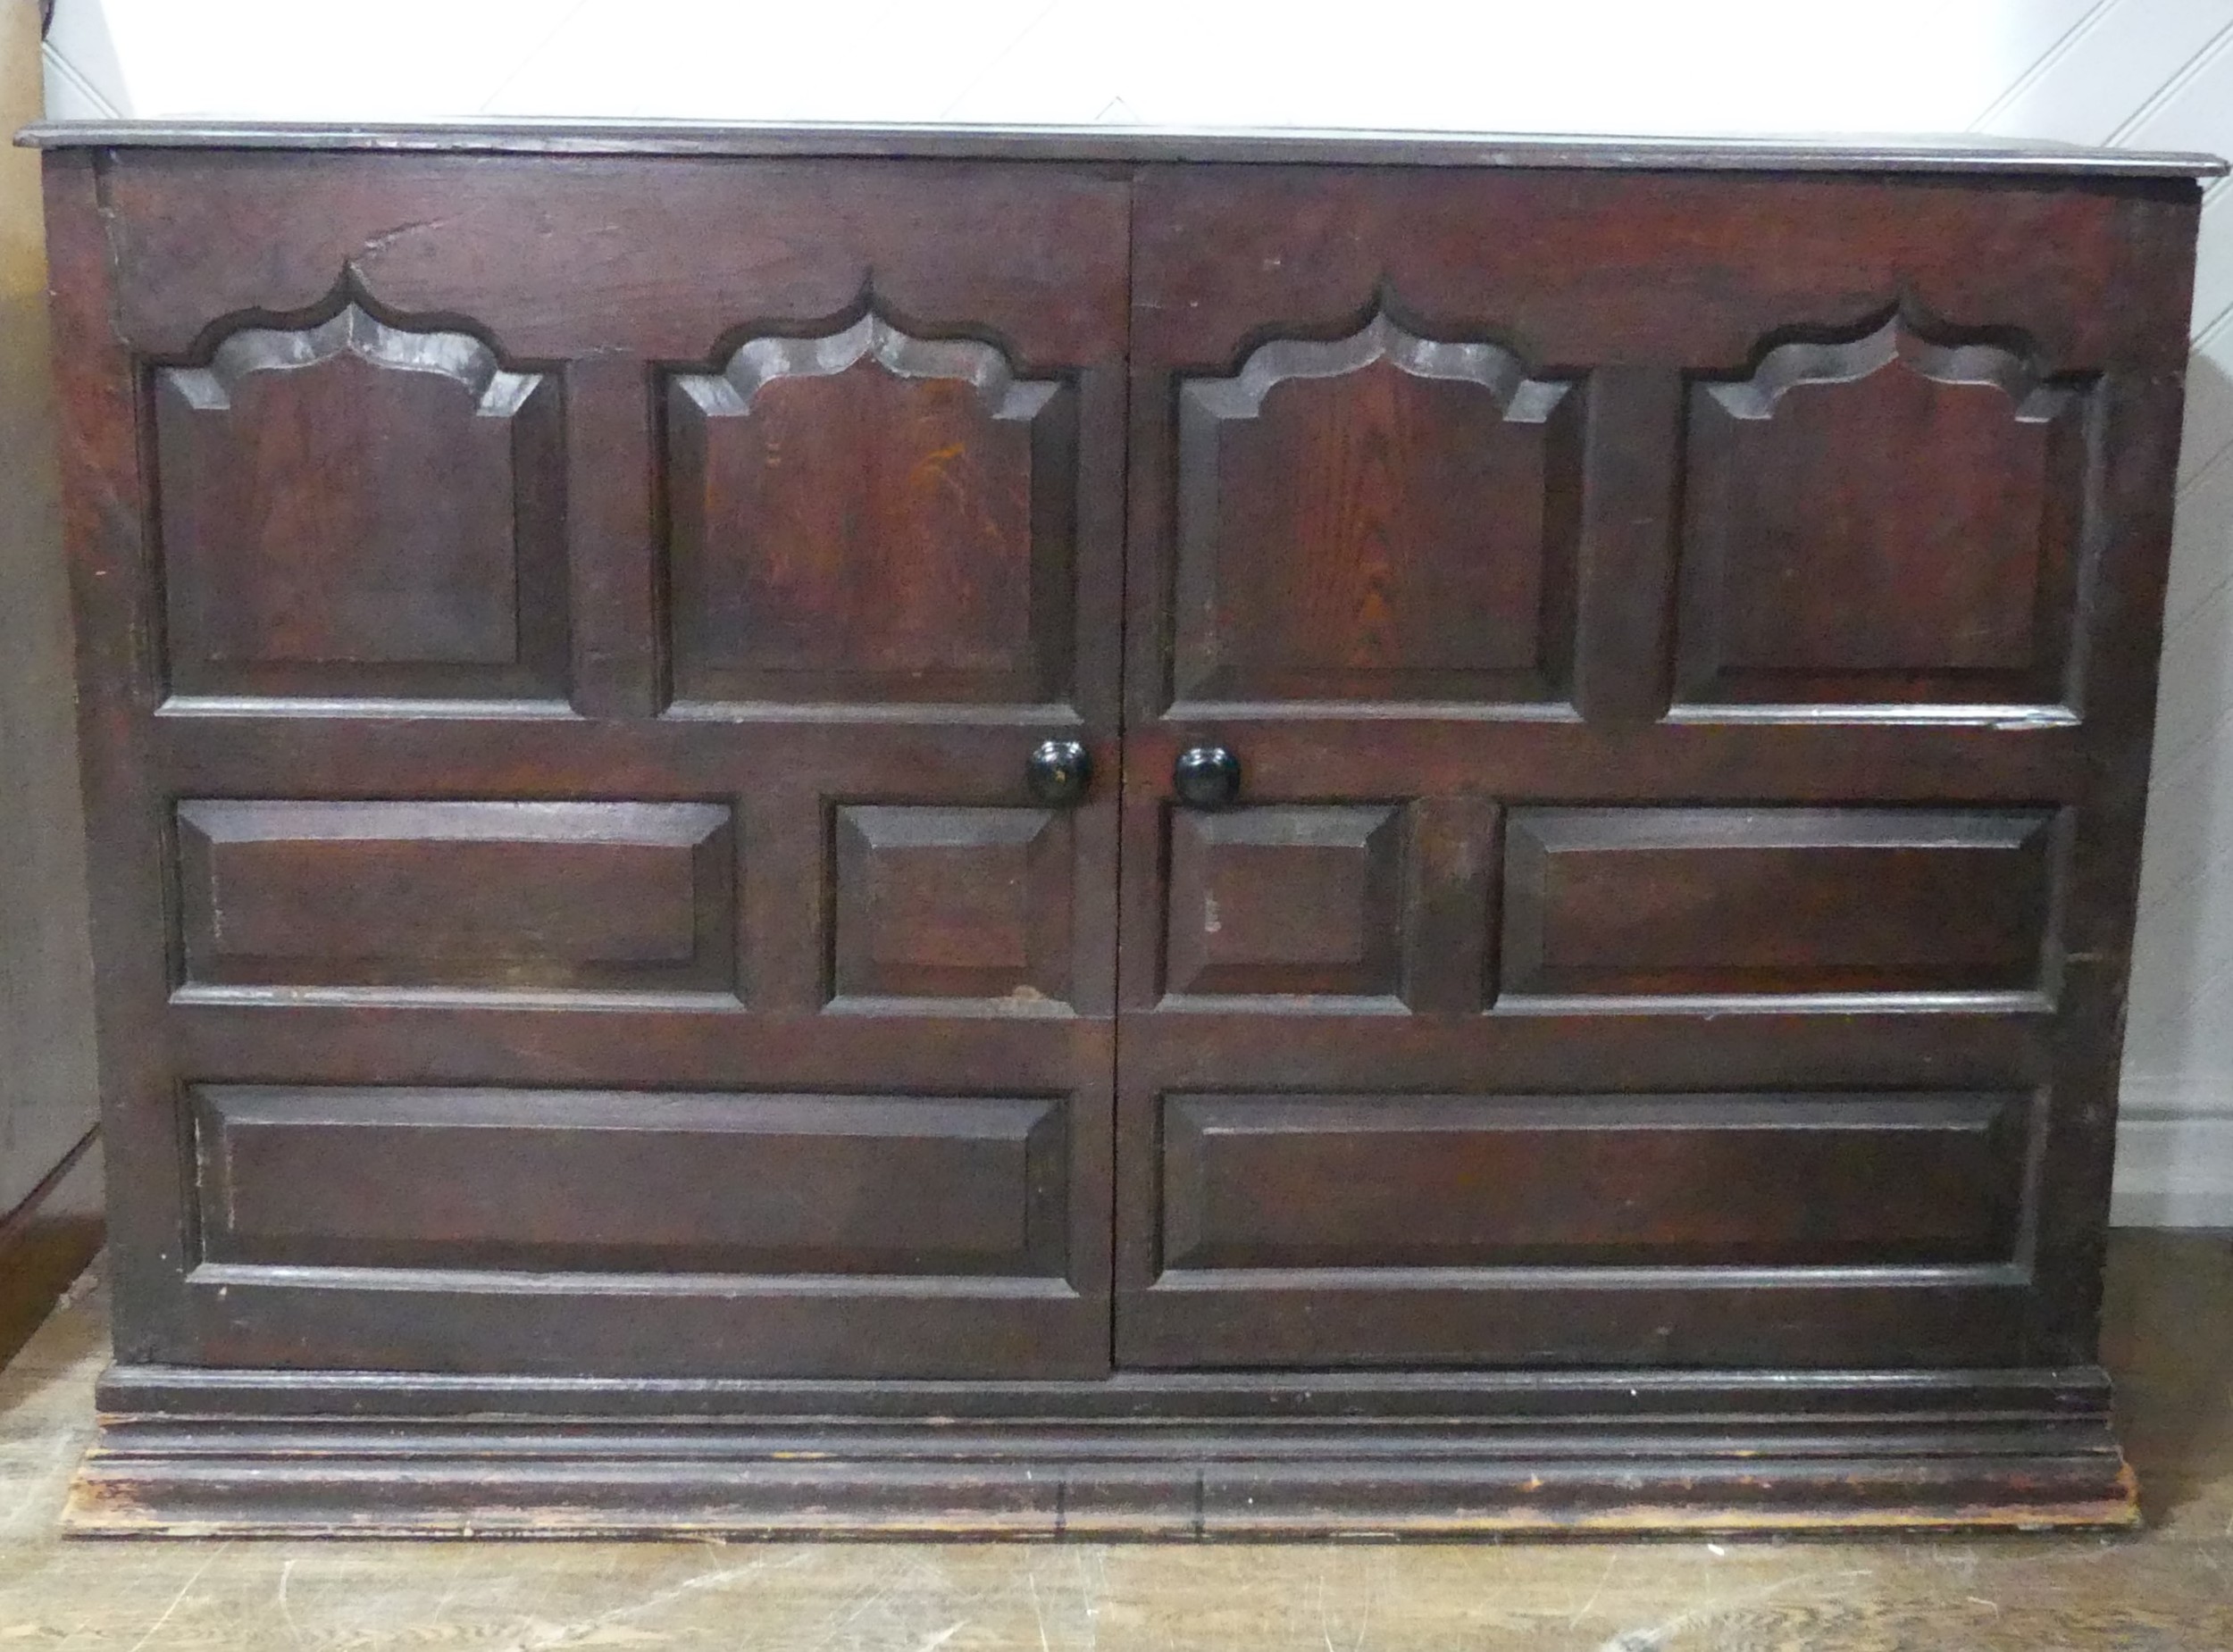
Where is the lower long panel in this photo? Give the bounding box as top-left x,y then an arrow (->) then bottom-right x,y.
195,1085 -> 1069,1276
1159,1090 -> 2027,1271
180,1082 -> 1105,1380
1121,1082 -> 2038,1369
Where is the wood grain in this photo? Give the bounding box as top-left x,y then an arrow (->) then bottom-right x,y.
1158,1090 -> 2027,1271
39,133 -> 2207,1533
1174,313 -> 1577,705
194,1085 -> 1068,1279
1676,313 -> 2087,707
174,799 -> 737,996
155,304 -> 568,702
1498,805 -> 2063,1000
667,314 -> 1076,707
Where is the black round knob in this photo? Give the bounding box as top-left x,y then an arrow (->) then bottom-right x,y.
1025,738 -> 1092,806
1173,745 -> 1242,809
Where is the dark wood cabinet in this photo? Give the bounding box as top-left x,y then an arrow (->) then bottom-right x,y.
29,120 -> 2222,1536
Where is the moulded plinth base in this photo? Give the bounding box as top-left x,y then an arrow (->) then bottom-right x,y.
64,1362 -> 2139,1538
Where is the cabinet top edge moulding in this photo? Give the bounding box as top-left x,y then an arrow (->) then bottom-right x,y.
15,120 -> 2228,178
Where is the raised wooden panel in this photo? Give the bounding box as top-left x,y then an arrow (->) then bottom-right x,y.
1500,806 -> 2060,1000
1159,1090 -> 2026,1272
832,805 -> 1073,1005
193,1086 -> 1068,1276
1164,805 -> 1403,1000
1172,311 -> 1580,705
665,313 -> 1077,706
176,800 -> 735,995
154,302 -> 566,700
1677,313 -> 2090,707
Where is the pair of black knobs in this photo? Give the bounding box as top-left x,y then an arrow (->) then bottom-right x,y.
1025,740 -> 1242,808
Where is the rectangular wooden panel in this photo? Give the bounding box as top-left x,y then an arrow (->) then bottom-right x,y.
1675,319 -> 2089,708
665,321 -> 1078,707
1500,806 -> 2061,999
1170,317 -> 1580,705
155,306 -> 569,703
1164,805 -> 1404,1000
831,805 -> 1074,1005
1159,1090 -> 2026,1272
176,800 -> 735,994
194,1085 -> 1069,1277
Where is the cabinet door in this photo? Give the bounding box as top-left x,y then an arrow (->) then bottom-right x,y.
1115,165 -> 2189,1370
56,152 -> 1127,1379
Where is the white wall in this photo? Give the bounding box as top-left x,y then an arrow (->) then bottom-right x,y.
36,0 -> 2233,1222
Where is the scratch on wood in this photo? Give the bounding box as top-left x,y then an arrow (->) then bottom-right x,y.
123,1539 -> 230,1652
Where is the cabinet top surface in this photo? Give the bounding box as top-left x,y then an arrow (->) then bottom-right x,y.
16,118 -> 2228,178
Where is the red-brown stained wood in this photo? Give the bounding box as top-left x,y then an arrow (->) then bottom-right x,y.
60,146 -> 1128,1388
175,800 -> 735,994
1163,805 -> 1404,999
1158,1090 -> 2027,1272
37,129 -> 2212,1533
1114,159 -> 2199,1397
154,305 -> 568,702
1173,314 -> 1578,705
1676,314 -> 2087,706
666,317 -> 1077,706
1497,805 -> 2062,999
194,1085 -> 1069,1278
830,805 -> 1075,1005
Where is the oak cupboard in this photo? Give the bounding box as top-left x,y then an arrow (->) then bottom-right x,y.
24,119 -> 2225,1535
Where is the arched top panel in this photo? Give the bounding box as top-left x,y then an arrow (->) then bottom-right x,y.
1171,308 -> 1580,707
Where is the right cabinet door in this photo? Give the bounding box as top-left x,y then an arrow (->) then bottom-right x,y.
1113,164 -> 2193,1370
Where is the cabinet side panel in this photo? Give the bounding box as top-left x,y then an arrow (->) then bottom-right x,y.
41,149 -> 180,1360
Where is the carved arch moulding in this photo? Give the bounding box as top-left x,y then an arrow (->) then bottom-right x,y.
661,310 -> 1081,709
153,289 -> 569,705
1170,306 -> 1582,709
1675,307 -> 2095,713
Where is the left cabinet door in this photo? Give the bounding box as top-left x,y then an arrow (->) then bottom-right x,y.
48,149 -> 1129,1380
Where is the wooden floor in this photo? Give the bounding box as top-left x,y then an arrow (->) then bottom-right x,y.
1,1232 -> 2229,1649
